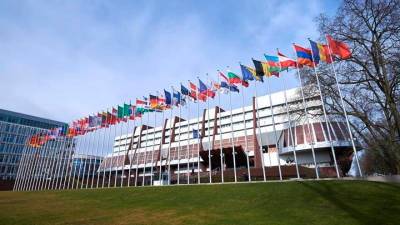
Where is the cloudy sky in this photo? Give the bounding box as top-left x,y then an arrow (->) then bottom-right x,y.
0,0 -> 340,123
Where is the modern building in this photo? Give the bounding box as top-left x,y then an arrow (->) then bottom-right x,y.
100,87 -> 358,186
0,109 -> 68,190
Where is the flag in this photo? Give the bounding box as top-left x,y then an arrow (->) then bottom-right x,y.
264,54 -> 281,77
326,35 -> 351,60
172,90 -> 181,106
192,129 -> 201,139
252,59 -> 270,78
240,64 -> 262,82
309,39 -> 333,64
199,78 -> 215,100
219,71 -> 229,82
164,90 -> 172,106
294,44 -> 315,67
227,71 -> 249,87
221,81 -> 240,93
189,82 -> 198,101
277,51 -> 297,70
181,84 -> 189,96
89,115 -> 102,127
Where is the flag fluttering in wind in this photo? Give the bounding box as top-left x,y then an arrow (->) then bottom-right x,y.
326,35 -> 352,60
252,59 -> 270,78
277,51 -> 297,70
309,39 -> 333,64
227,71 -> 249,87
293,44 -> 315,67
198,78 -> 215,101
264,54 -> 281,77
240,64 -> 261,82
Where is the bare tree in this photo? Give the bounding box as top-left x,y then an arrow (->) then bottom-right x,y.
304,0 -> 400,174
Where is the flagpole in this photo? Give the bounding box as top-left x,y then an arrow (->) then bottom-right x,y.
96,111 -> 107,188
194,79 -> 201,184
149,109 -> 156,186
205,74 -> 212,183
76,126 -> 88,189
72,127 -> 83,189
24,128 -> 42,190
292,45 -> 320,179
166,90 -> 173,185
253,78 -> 267,181
174,86 -> 182,184
216,73 -> 224,183
101,109 -> 112,188
121,103 -> 131,187
107,113 -> 117,188
91,116 -> 102,188
265,77 -> 283,180
184,83 -> 191,184
82,127 -> 94,189
142,107 -> 150,186
307,41 -> 340,178
86,118 -> 97,188
225,70 -> 238,183
127,107 -> 137,187
325,36 -> 362,177
158,96 -> 164,185
135,114 -> 143,187
240,76 -> 251,182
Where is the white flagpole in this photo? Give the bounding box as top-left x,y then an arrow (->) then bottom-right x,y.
90,119 -> 102,188
205,74 -> 212,183
177,89 -> 182,184
184,84 -> 191,184
325,36 -> 362,176
240,77 -> 251,182
75,127 -> 89,189
127,110 -> 137,187
265,77 -> 283,180
158,102 -> 164,185
292,45 -> 320,179
86,119 -> 97,188
308,42 -> 340,178
216,73 -> 224,183
226,70 -> 238,183
114,111 -> 124,187
120,106 -> 131,187
142,108 -> 150,186
253,79 -> 267,181
135,114 -> 143,187
96,111 -> 107,188
102,109 -> 113,188
107,113 -> 117,188
149,109 -> 156,186
194,79 -> 201,184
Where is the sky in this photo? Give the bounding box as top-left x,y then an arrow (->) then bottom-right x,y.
0,0 -> 340,123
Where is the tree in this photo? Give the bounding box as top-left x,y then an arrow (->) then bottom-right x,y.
304,0 -> 400,174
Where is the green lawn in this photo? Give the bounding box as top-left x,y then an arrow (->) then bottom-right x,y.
0,180 -> 399,225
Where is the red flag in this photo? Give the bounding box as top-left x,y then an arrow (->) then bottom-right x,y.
326,35 -> 351,60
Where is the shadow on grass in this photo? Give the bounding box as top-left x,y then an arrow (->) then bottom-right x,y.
299,181 -> 375,225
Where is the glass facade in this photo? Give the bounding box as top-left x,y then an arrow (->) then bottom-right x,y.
0,109 -> 67,180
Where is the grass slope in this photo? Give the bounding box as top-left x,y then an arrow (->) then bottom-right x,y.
0,180 -> 399,225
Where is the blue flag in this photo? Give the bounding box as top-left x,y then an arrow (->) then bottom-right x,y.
173,91 -> 181,106
221,81 -> 239,93
192,129 -> 201,139
164,90 -> 172,105
181,84 -> 189,96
